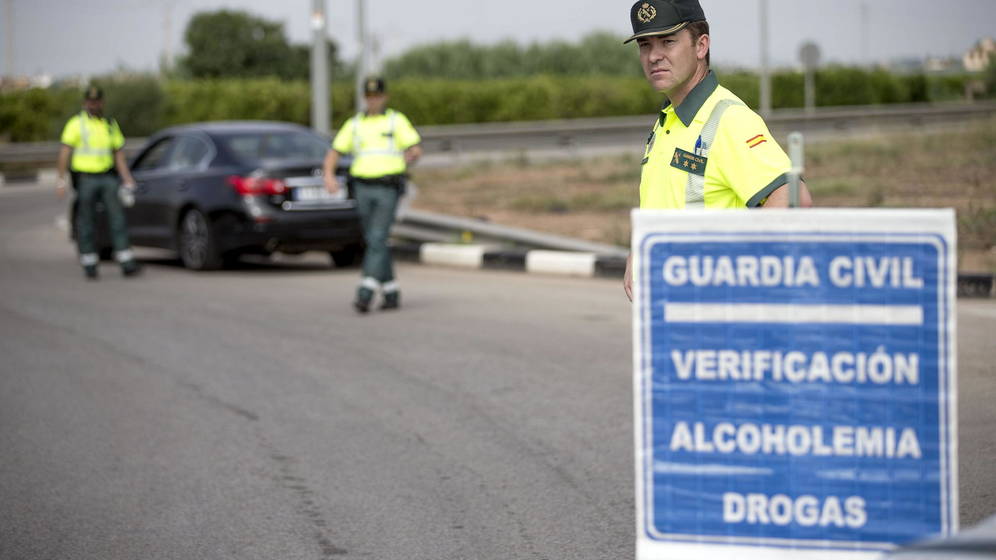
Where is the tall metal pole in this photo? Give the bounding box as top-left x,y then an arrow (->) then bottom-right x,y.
310,0 -> 330,134
354,0 -> 367,114
163,0 -> 174,74
4,0 -> 14,78
759,0 -> 772,117
860,1 -> 869,67
787,132 -> 804,208
804,68 -> 815,114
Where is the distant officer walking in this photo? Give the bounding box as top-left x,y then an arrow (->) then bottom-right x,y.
323,77 -> 422,313
56,85 -> 141,280
622,0 -> 813,300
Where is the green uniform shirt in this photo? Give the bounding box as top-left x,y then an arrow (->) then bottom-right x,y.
639,71 -> 791,209
60,112 -> 125,174
332,109 -> 421,179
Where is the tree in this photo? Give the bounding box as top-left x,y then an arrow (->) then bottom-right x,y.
180,9 -> 343,80
382,31 -> 641,80
986,57 -> 996,98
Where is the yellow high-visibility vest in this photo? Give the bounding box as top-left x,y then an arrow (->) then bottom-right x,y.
640,71 -> 792,209
60,111 -> 125,173
332,109 -> 420,179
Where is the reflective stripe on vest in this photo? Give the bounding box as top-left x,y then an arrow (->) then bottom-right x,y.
77,111 -> 114,159
685,99 -> 744,208
352,110 -> 402,157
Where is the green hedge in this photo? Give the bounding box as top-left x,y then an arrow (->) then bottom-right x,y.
0,68 -> 982,143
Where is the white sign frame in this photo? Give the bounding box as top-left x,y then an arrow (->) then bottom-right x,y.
632,209 -> 958,560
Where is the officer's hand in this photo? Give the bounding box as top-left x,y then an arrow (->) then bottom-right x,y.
55,176 -> 68,199
623,254 -> 634,302
324,175 -> 340,194
404,145 -> 423,166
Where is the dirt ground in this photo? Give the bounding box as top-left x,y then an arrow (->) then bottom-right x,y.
411,117 -> 995,273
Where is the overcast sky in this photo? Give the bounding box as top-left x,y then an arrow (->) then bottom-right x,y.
2,0 -> 994,78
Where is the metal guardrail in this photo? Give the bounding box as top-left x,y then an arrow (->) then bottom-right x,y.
3,102 -> 995,171
391,209 -> 994,298
416,101 -> 996,153
1,176 -> 988,295
395,208 -> 629,257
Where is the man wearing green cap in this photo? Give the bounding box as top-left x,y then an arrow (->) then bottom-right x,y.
323,77 -> 422,313
621,0 -> 813,300
56,85 -> 141,280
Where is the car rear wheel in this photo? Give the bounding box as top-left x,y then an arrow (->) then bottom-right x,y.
178,209 -> 223,271
330,244 -> 361,268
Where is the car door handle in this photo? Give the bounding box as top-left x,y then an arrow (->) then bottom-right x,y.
136,184 -> 148,194
178,180 -> 190,191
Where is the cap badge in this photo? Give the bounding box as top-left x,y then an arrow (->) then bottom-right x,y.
637,3 -> 657,23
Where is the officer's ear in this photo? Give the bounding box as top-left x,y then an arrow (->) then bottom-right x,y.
695,33 -> 710,63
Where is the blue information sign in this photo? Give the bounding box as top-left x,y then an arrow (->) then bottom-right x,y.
633,210 -> 957,560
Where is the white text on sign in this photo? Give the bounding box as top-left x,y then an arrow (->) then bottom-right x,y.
670,348 -> 919,385
662,255 -> 924,288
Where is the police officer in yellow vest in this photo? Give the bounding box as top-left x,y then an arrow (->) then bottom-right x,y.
323,77 -> 422,313
56,86 -> 141,280
622,0 -> 813,300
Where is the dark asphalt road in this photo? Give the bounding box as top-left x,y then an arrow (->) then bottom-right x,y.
0,187 -> 993,559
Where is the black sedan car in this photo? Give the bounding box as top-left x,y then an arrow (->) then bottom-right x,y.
74,121 -> 363,270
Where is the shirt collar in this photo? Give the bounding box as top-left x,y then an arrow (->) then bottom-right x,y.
659,70 -> 719,127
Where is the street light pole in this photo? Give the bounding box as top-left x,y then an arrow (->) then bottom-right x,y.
860,0 -> 869,67
163,0 -> 175,74
310,0 -> 330,134
4,0 -> 14,78
354,0 -> 367,114
759,0 -> 771,117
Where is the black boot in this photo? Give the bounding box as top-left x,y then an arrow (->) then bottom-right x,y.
83,265 -> 98,280
353,287 -> 374,314
380,291 -> 400,310
121,260 -> 142,277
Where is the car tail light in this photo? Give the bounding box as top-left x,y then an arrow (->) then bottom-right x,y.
228,175 -> 287,196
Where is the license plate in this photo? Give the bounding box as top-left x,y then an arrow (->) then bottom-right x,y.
292,186 -> 345,202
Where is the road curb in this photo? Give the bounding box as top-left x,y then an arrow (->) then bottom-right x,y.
393,241 -> 625,279
392,241 -> 994,298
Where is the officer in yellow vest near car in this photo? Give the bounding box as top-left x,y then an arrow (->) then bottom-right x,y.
56,85 -> 141,280
621,0 -> 813,300
323,77 -> 422,313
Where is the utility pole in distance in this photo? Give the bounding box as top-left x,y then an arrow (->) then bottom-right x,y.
4,0 -> 14,78
354,0 -> 367,114
162,0 -> 175,74
310,0 -> 330,135
860,0 -> 869,66
758,0 -> 772,117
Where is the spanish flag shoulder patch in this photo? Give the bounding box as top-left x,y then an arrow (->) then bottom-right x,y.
746,134 -> 768,149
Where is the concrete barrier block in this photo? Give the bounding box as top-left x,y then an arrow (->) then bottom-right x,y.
526,250 -> 596,277
420,244 -> 486,268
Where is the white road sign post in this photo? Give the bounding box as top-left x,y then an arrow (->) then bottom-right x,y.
632,209 -> 958,560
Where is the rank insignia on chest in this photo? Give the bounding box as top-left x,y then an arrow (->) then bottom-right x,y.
670,148 -> 707,176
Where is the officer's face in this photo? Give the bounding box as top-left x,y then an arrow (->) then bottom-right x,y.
364,93 -> 388,114
638,29 -> 707,95
84,98 -> 104,116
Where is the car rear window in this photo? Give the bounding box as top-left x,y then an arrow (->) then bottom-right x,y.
218,131 -> 330,164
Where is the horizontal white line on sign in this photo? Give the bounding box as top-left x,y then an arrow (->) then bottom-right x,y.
654,462 -> 773,476
663,303 -> 924,326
